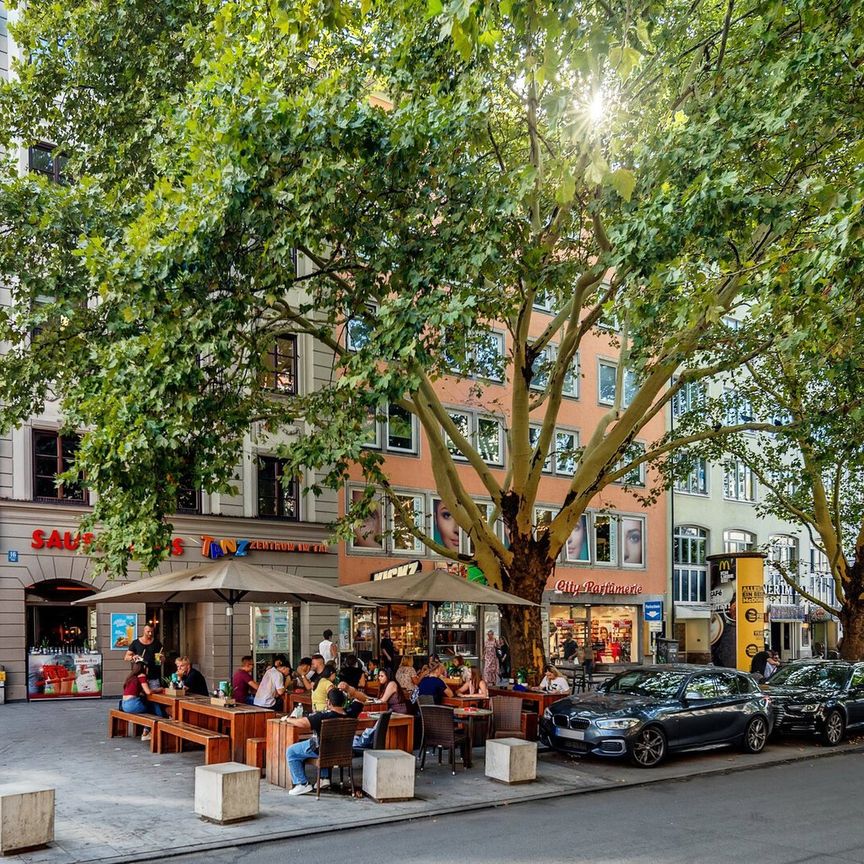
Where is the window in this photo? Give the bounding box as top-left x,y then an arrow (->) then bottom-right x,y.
261,335 -> 298,394
392,494 -> 425,553
723,460 -> 757,501
770,534 -> 798,566
724,529 -> 756,553
554,430 -> 578,476
528,425 -> 553,473
674,457 -> 709,495
621,516 -> 645,566
598,361 -> 638,408
614,442 -> 645,487
174,461 -> 200,515
534,506 -> 556,539
257,457 -> 299,520
530,346 -> 552,391
593,514 -> 618,565
32,430 -> 85,503
724,389 -> 755,426
685,676 -> 719,699
562,355 -> 580,398
673,526 -> 708,602
472,332 -> 505,382
346,305 -> 376,351
387,404 -> 416,453
533,287 -> 554,312
29,144 -> 68,183
722,316 -> 742,331
445,411 -> 471,460
444,411 -> 504,465
671,380 -> 706,418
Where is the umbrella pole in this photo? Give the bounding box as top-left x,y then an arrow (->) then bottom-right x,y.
227,603 -> 234,681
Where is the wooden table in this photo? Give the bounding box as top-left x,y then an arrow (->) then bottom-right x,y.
178,698 -> 274,762
283,691 -> 387,714
488,686 -> 568,715
443,694 -> 490,709
265,713 -> 415,788
148,692 -> 187,720
452,708 -> 493,768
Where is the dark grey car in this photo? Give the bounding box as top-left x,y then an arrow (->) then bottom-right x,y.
539,664 -> 772,768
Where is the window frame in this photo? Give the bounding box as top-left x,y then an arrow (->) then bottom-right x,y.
28,143 -> 68,183
674,457 -> 709,496
390,493 -> 426,555
723,459 -> 757,502
261,334 -> 298,395
723,529 -> 756,553
256,455 -> 300,521
32,429 -> 87,504
386,403 -> 418,454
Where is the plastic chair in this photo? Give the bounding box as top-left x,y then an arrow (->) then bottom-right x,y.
490,695 -> 526,740
313,717 -> 357,798
418,705 -> 467,775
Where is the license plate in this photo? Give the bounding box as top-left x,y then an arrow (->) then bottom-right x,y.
554,727 -> 585,741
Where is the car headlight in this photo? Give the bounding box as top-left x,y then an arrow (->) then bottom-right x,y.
543,708 -> 552,720
799,704 -> 822,713
594,718 -> 640,730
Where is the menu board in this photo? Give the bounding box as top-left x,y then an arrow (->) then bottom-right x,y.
254,606 -> 291,652
28,652 -> 103,700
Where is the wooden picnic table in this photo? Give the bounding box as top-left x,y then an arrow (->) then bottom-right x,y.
442,694 -> 490,709
148,692 -> 187,720
177,697 -> 274,762
265,712 -> 414,788
488,686 -> 568,715
283,690 -> 387,714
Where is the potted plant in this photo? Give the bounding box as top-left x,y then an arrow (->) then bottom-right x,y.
210,680 -> 235,707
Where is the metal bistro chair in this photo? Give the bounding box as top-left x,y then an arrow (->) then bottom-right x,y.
313,717 -> 357,799
489,695 -> 526,740
418,705 -> 467,775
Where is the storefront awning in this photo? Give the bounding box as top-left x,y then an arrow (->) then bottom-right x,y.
769,604 -> 807,622
674,603 -> 711,619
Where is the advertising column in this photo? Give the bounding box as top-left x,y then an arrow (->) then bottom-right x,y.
708,553 -> 766,671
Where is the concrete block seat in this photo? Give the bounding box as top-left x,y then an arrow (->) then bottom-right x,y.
0,785 -> 55,855
484,738 -> 537,784
362,750 -> 415,802
194,763 -> 260,824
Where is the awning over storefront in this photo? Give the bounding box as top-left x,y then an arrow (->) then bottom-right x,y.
769,603 -> 807,622
673,603 -> 711,620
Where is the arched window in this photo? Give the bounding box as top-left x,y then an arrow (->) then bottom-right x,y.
723,529 -> 755,553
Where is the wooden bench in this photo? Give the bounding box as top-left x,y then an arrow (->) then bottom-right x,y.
108,710 -> 160,750
155,721 -> 231,765
245,737 -> 266,775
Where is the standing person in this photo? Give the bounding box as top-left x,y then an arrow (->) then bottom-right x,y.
577,641 -> 595,683
283,688 -> 349,796
173,656 -> 209,696
380,629 -> 397,674
318,629 -> 338,665
496,636 -> 511,681
750,646 -> 771,678
561,633 -> 579,664
764,651 -> 781,680
123,623 -> 164,688
483,630 -> 500,685
120,661 -> 165,738
232,656 -> 259,705
254,654 -> 288,708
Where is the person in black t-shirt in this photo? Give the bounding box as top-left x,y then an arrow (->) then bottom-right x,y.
173,656 -> 209,696
339,654 -> 367,689
124,624 -> 163,684
380,630 -> 398,674
284,688 -> 348,795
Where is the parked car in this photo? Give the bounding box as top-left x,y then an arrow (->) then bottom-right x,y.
761,659 -> 864,746
539,664 -> 772,768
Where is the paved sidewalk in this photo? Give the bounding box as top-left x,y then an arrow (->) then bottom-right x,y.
1,699 -> 862,864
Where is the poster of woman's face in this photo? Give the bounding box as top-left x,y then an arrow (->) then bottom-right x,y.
350,489 -> 382,550
621,517 -> 644,565
565,515 -> 590,562
432,498 -> 461,551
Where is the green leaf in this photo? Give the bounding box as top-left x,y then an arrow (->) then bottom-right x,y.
609,167 -> 636,202
427,0 -> 443,16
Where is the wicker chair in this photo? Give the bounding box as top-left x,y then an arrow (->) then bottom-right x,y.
353,710 -> 392,756
313,717 -> 357,798
490,696 -> 526,740
418,705 -> 467,775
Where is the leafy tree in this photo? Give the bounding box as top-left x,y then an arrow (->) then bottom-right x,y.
1,0 -> 862,670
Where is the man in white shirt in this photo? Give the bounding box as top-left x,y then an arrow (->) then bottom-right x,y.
318,629 -> 338,664
253,654 -> 288,708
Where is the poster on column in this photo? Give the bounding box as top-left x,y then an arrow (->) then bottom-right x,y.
709,556 -> 737,668
735,557 -> 766,670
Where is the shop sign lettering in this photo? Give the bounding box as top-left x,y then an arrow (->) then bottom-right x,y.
31,529 -> 184,556
201,535 -> 329,559
372,560 -> 422,581
554,579 -> 643,596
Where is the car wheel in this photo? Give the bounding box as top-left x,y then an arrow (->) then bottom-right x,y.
741,715 -> 768,754
820,709 -> 845,746
630,725 -> 667,768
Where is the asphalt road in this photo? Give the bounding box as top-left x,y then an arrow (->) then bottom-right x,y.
173,751 -> 864,864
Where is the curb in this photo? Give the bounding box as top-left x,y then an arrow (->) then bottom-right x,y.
72,741 -> 864,864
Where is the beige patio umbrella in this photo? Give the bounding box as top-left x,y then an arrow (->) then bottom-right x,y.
348,567 -> 537,605
75,558 -> 374,672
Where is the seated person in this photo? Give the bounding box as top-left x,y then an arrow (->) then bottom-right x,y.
311,663 -> 337,712
302,654 -> 326,692
254,653 -> 288,708
395,656 -> 422,695
289,657 -> 312,691
232,656 -> 259,705
339,654 -> 367,689
415,661 -> 454,704
121,661 -> 166,738
534,665 -> 570,693
451,655 -> 472,683
458,667 -> 489,698
283,688 -> 349,796
173,656 -> 209,696
376,668 -> 408,714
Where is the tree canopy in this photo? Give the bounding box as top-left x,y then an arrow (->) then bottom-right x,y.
1,0 -> 862,664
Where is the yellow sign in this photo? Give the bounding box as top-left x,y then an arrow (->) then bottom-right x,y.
736,557 -> 766,671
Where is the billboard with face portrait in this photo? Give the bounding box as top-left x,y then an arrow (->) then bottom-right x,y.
432,498 -> 461,552
565,515 -> 590,562
349,489 -> 383,550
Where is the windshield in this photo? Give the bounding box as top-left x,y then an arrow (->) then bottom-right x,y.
605,670 -> 688,698
767,664 -> 849,691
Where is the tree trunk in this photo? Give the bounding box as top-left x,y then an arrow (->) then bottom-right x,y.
838,561 -> 864,661
499,541 -> 551,678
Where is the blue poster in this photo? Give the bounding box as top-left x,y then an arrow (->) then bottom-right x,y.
110,613 -> 138,651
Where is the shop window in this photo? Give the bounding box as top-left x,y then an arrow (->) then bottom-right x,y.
256,456 -> 299,520
724,528 -> 756,553
590,606 -> 636,663
29,143 -> 68,183
593,514 -> 618,565
32,429 -> 86,503
261,334 -> 298,394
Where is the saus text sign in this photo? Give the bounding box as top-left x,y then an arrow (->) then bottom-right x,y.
32,529 -> 184,556
554,579 -> 643,596
201,535 -> 329,559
